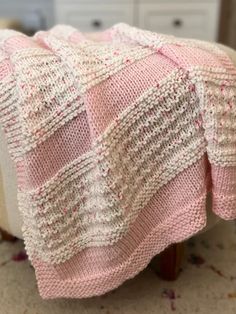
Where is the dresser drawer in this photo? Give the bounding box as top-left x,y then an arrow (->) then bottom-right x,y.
55,1 -> 135,32
138,2 -> 220,41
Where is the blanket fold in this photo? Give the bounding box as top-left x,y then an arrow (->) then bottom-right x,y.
0,23 -> 236,298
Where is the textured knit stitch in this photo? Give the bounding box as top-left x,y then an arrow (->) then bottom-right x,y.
0,23 -> 236,298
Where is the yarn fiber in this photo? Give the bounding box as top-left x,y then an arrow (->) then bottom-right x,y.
0,23 -> 236,298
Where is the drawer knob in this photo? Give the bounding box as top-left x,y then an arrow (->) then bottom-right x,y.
173,19 -> 183,28
91,20 -> 102,28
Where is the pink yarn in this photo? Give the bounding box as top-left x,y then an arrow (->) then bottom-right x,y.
0,23 -> 236,298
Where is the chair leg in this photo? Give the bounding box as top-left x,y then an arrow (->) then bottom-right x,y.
159,242 -> 184,280
0,227 -> 16,242
151,242 -> 184,281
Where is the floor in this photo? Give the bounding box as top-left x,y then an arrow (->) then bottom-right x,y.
0,220 -> 236,314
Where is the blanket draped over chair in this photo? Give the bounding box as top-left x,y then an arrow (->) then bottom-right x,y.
0,23 -> 236,298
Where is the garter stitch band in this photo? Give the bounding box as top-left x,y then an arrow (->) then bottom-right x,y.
0,23 -> 236,298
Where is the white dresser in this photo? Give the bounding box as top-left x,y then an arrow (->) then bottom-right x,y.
55,0 -> 221,41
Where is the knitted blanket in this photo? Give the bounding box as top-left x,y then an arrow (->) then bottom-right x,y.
0,23 -> 236,299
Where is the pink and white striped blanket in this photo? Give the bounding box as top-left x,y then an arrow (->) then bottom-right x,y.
0,23 -> 236,298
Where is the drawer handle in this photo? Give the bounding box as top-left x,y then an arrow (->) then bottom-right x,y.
173,19 -> 183,28
91,20 -> 102,28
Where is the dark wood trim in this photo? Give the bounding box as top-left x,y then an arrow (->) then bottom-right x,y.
218,0 -> 231,44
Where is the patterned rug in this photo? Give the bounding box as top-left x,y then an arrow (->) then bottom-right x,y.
0,220 -> 236,314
